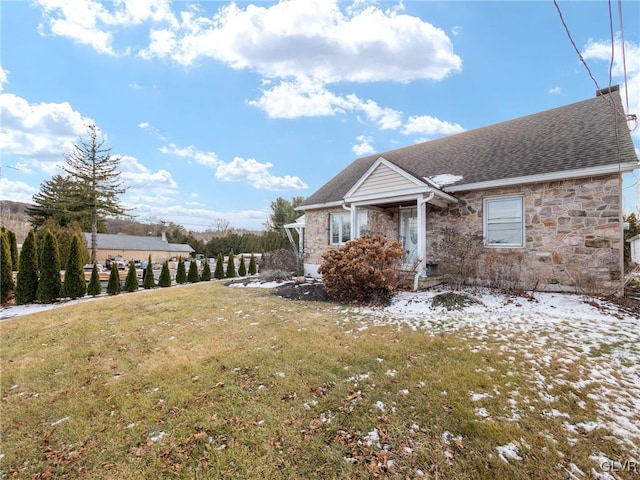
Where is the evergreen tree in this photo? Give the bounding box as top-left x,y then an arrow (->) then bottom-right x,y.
6,229 -> 19,271
158,261 -> 171,287
123,260 -> 138,292
187,259 -> 199,283
143,255 -> 156,289
176,258 -> 187,284
200,260 -> 212,281
63,124 -> 129,264
238,255 -> 247,276
248,253 -> 257,275
214,253 -> 225,279
27,174 -> 93,229
36,230 -> 61,303
226,249 -> 237,278
15,229 -> 39,305
106,263 -> 121,295
35,220 -> 89,271
0,231 -> 14,304
61,234 -> 86,299
87,264 -> 101,296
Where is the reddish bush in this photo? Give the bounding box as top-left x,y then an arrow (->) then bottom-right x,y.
318,234 -> 404,305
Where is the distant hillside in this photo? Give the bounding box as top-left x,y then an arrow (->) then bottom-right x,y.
0,200 -> 31,243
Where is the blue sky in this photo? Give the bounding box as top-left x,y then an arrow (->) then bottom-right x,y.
1,0 -> 638,231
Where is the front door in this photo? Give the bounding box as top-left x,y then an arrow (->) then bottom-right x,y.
400,207 -> 418,267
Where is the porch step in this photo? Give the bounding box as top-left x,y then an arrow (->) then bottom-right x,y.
417,275 -> 444,290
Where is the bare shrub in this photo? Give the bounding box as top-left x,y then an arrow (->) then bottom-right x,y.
431,228 -> 484,290
318,234 -> 404,305
478,250 -> 526,293
260,249 -> 298,280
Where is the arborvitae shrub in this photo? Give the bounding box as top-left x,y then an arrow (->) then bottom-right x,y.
87,264 -> 101,296
124,260 -> 138,292
248,253 -> 257,275
238,255 -> 246,276
226,250 -> 236,278
106,263 -> 121,295
214,253 -> 225,279
61,234 -> 86,299
0,231 -> 14,304
187,259 -> 199,283
318,233 -> 404,306
7,229 -> 19,271
200,260 -> 212,281
143,255 -> 155,289
36,230 -> 61,304
158,261 -> 171,287
16,229 -> 39,305
176,258 -> 187,284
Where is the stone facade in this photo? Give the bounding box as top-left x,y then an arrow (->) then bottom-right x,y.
303,174 -> 624,292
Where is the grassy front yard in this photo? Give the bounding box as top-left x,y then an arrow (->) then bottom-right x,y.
1,282 -> 638,479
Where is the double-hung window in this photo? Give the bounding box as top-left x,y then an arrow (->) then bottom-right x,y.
330,211 -> 367,245
484,196 -> 524,247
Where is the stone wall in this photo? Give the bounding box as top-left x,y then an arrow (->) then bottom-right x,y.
426,175 -> 623,292
303,174 -> 624,291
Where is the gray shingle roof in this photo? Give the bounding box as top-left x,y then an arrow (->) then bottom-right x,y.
83,233 -> 194,253
301,88 -> 638,208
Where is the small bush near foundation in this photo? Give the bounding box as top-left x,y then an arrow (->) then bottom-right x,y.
260,249 -> 297,274
431,292 -> 472,310
479,250 -> 526,293
319,234 -> 404,305
431,227 -> 484,290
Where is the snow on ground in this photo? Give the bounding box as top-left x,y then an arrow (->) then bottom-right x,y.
343,288 -> 640,463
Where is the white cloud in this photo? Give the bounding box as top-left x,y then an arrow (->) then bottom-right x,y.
138,122 -> 149,128
119,154 -> 178,205
401,115 -> 465,136
452,26 -> 462,36
250,76 -> 402,129
0,65 -> 8,92
548,87 -> 562,95
215,156 -> 308,190
582,37 -> 640,139
138,0 -> 461,83
0,92 -> 92,172
130,82 -> 142,89
160,143 -> 307,191
0,178 -> 38,203
36,0 -> 177,56
352,135 -> 375,156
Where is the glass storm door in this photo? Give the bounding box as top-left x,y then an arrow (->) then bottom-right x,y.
400,207 -> 418,266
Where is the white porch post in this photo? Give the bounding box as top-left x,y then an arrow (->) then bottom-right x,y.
350,204 -> 358,240
413,194 -> 430,290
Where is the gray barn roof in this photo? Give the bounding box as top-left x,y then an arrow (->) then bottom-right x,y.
301,87 -> 638,208
83,233 -> 194,253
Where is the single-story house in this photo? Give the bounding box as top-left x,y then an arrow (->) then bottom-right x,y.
298,86 -> 639,292
83,232 -> 194,265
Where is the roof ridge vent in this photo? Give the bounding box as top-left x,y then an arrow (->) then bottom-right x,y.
596,85 -> 619,97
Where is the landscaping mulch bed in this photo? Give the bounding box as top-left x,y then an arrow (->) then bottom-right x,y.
274,282 -> 331,302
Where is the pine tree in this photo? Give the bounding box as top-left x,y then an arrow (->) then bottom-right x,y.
143,255 -> 156,289
176,258 -> 187,284
187,259 -> 199,283
159,261 -> 171,287
36,230 -> 61,303
124,260 -> 138,292
200,260 -> 212,281
226,249 -> 237,278
87,264 -> 101,296
238,255 -> 247,276
27,174 -> 93,230
15,229 -> 39,305
248,253 -> 257,275
63,124 -> 129,264
6,229 -> 19,271
0,231 -> 14,304
61,234 -> 86,299
106,263 -> 121,295
214,253 -> 225,279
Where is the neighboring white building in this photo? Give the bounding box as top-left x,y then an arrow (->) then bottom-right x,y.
629,234 -> 640,265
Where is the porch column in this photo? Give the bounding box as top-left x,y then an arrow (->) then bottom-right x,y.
416,195 -> 427,276
350,204 -> 358,240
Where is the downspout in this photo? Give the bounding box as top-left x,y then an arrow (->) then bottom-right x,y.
413,193 -> 434,291
342,202 -> 356,240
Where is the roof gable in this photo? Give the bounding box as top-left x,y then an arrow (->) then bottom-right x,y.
345,157 -> 427,202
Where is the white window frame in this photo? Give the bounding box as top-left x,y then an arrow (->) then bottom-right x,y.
483,195 -> 525,248
330,211 -> 367,245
